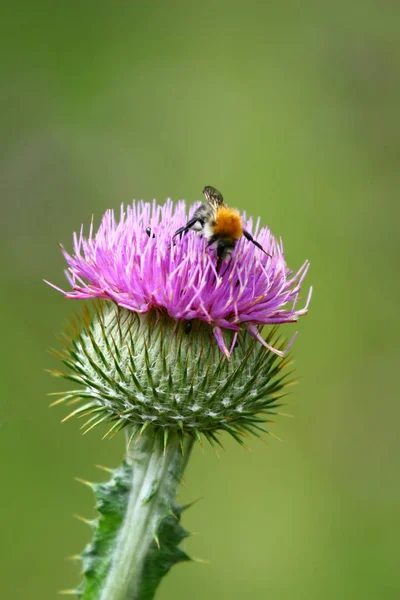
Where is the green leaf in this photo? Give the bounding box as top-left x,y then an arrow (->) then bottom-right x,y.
136,505 -> 191,600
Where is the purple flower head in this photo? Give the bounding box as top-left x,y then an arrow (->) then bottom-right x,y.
47,199 -> 311,358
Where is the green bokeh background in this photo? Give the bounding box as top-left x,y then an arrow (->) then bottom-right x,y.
1,1 -> 399,598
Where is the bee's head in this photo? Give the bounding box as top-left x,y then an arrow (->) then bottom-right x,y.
203,185 -> 224,206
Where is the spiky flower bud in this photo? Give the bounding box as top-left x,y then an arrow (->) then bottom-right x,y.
54,304 -> 292,446
47,193 -> 311,600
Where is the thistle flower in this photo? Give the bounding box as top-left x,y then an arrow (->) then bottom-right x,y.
46,194 -> 311,600
47,199 -> 311,358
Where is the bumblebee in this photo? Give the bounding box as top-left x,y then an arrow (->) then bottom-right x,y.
173,185 -> 271,268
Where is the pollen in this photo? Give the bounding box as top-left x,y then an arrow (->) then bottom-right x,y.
214,206 -> 243,240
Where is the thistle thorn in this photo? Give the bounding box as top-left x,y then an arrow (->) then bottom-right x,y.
74,477 -> 93,489
73,513 -> 94,527
96,464 -> 113,473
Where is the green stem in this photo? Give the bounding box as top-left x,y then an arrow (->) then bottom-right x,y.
99,428 -> 194,600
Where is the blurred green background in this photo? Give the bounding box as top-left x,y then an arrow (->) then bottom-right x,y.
1,1 -> 399,598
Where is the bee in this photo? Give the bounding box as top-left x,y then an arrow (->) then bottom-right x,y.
172,185 -> 271,269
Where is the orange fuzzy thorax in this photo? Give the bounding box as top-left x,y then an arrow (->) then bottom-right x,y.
214,206 -> 243,240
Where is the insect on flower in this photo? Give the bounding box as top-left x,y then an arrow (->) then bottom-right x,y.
172,185 -> 271,270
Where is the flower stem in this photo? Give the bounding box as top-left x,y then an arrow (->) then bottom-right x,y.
98,428 -> 194,600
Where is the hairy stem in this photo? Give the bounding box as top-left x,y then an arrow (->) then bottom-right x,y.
98,428 -> 194,600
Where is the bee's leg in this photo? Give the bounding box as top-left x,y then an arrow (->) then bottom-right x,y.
172,217 -> 202,242
215,241 -> 227,274
220,256 -> 233,277
204,237 -> 222,273
243,229 -> 272,257
172,225 -> 188,240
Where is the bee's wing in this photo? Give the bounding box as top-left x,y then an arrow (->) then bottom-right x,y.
202,186 -> 224,208
207,199 -> 219,222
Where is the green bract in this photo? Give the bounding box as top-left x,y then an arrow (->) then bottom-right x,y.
51,302 -> 292,447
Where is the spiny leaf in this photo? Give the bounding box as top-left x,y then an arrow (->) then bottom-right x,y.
75,461 -> 192,600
